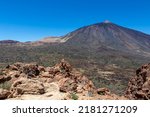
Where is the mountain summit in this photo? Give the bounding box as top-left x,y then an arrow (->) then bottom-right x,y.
103,20 -> 111,23
63,21 -> 150,54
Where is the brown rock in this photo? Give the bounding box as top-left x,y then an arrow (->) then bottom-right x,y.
58,74 -> 96,96
125,63 -> 150,99
38,66 -> 46,72
54,74 -> 64,81
54,59 -> 72,73
10,78 -> 45,97
0,88 -> 11,99
7,71 -> 20,78
6,62 -> 23,71
0,76 -> 12,83
0,59 -> 123,100
22,64 -> 40,78
59,78 -> 77,93
41,72 -> 51,78
97,88 -> 111,95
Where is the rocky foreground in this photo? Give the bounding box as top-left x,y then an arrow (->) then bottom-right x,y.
0,59 -> 149,100
125,63 -> 150,99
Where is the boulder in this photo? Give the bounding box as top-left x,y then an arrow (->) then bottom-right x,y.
58,74 -> 96,95
54,59 -> 72,73
10,78 -> 45,97
125,63 -> 150,99
6,62 -> 23,71
97,88 -> 111,95
0,76 -> 11,83
22,64 -> 40,78
41,72 -> 51,78
0,88 -> 11,99
38,66 -> 46,72
59,78 -> 77,93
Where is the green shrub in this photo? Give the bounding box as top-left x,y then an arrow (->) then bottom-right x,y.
98,92 -> 105,95
0,70 -> 3,75
71,93 -> 79,100
0,82 -> 12,90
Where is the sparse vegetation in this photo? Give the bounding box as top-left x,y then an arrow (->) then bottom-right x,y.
70,93 -> 79,100
98,91 -> 105,95
0,44 -> 149,95
0,81 -> 12,90
0,70 -> 3,75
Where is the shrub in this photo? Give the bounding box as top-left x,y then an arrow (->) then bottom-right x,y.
98,92 -> 105,95
0,70 -> 3,75
70,93 -> 79,100
0,81 -> 12,90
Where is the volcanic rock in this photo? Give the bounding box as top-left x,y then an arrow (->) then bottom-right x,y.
9,78 -> 45,98
22,64 -> 40,78
97,88 -> 111,95
0,59 -> 125,100
125,63 -> 150,99
0,88 -> 11,99
0,76 -> 12,83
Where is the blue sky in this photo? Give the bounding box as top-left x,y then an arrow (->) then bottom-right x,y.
0,0 -> 150,42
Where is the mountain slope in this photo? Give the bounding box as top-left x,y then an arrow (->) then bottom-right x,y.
63,21 -> 150,54
38,37 -> 62,43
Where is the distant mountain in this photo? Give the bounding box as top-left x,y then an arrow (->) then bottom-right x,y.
38,37 -> 63,43
63,20 -> 150,55
23,37 -> 65,46
1,21 -> 150,54
0,40 -> 20,44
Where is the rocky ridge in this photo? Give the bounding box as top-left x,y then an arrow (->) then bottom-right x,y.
1,59 -> 150,100
0,59 -> 124,100
0,40 -> 20,44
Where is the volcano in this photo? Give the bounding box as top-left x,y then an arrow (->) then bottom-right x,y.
63,21 -> 150,55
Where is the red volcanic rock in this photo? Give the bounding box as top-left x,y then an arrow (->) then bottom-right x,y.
57,60 -> 96,96
125,63 -> 150,99
9,78 -> 45,98
0,59 -> 125,100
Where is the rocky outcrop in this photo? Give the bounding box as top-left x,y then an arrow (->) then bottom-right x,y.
0,59 -> 124,100
0,59 -> 97,99
9,78 -> 45,98
125,63 -> 150,99
5,63 -> 40,78
54,59 -> 96,95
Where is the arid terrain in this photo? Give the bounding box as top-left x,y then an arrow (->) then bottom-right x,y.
0,59 -> 126,100
0,21 -> 150,99
0,59 -> 150,100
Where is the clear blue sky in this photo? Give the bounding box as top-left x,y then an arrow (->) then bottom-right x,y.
0,0 -> 150,42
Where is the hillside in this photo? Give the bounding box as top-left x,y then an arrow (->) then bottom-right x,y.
64,21 -> 150,55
